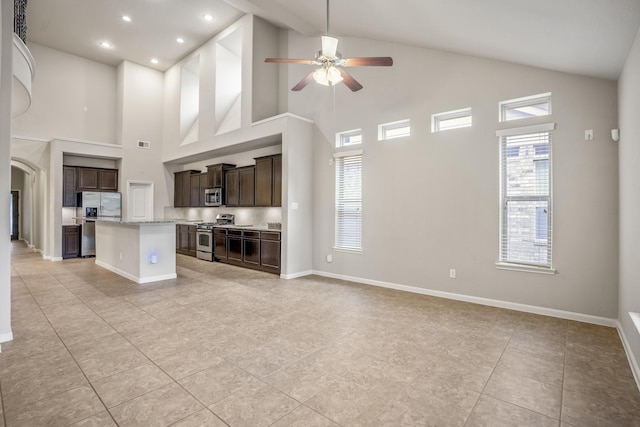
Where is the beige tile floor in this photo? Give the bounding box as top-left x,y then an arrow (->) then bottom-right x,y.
1,240 -> 640,426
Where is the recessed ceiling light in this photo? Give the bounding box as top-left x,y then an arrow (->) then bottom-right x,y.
150,58 -> 159,65
202,14 -> 214,21
99,41 -> 112,49
122,15 -> 131,22
176,37 -> 184,44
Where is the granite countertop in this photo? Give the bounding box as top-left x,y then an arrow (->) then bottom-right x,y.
95,218 -> 180,225
213,224 -> 280,232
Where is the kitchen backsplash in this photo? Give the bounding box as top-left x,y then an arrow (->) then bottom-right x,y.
164,206 -> 282,226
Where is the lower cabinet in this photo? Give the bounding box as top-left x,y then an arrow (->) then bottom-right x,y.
260,231 -> 281,274
213,228 -> 228,260
213,227 -> 281,273
242,231 -> 261,267
227,230 -> 242,263
62,225 -> 80,259
176,224 -> 197,257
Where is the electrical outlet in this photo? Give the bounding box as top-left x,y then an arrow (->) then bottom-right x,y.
585,129 -> 594,141
449,269 -> 456,279
326,254 -> 332,263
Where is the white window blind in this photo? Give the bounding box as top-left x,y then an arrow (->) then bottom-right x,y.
500,130 -> 552,268
335,154 -> 362,250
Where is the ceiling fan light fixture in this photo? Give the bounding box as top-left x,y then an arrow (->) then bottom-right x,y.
313,65 -> 343,86
321,36 -> 339,58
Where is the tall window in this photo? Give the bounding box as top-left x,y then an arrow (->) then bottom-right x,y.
335,153 -> 362,250
499,129 -> 552,268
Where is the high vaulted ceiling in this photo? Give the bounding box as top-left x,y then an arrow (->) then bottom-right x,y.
26,0 -> 640,80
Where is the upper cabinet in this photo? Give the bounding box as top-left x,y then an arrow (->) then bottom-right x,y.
63,166 -> 119,207
76,167 -> 119,192
255,154 -> 282,207
207,163 -> 236,188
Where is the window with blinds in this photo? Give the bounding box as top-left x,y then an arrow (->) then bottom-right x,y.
499,130 -> 552,268
335,153 -> 362,250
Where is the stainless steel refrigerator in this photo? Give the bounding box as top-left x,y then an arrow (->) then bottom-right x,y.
76,192 -> 122,257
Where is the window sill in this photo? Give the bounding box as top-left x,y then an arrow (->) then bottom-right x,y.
333,247 -> 363,254
495,262 -> 556,275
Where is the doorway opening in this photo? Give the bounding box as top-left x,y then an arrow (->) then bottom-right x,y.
10,190 -> 19,240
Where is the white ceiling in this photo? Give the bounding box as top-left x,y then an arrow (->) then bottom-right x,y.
26,0 -> 640,79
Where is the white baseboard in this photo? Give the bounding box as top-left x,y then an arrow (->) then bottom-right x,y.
281,270 -> 314,280
42,254 -> 63,262
0,331 -> 13,345
95,260 -> 176,284
617,321 -> 640,391
311,270 -> 618,327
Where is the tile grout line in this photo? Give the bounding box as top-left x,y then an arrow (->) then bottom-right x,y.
12,261 -> 120,426
0,381 -> 7,427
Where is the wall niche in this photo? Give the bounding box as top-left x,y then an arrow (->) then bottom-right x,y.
180,55 -> 200,145
215,27 -> 243,135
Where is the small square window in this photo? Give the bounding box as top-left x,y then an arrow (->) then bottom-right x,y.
500,93 -> 551,122
336,129 -> 362,148
378,119 -> 411,141
432,108 -> 472,132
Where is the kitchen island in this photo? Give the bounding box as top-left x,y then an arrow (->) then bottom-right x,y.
94,219 -> 177,284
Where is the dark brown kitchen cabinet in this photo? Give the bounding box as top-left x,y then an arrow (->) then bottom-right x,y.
174,170 -> 200,207
98,169 -> 118,191
213,228 -> 228,260
176,224 -> 197,256
272,154 -> 282,207
189,172 -> 209,207
260,231 -> 281,274
62,225 -> 80,259
227,229 -> 243,263
255,157 -> 273,207
199,173 -> 208,207
242,231 -> 261,266
239,166 -> 255,207
76,167 -> 118,192
190,174 -> 201,207
216,227 -> 280,274
76,167 -> 98,191
207,163 -> 235,188
63,166 -> 77,207
225,169 -> 239,207
254,154 -> 282,207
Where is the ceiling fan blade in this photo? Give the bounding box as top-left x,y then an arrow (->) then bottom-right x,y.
292,71 -> 315,91
339,69 -> 363,92
321,36 -> 339,58
265,58 -> 315,64
344,57 -> 393,67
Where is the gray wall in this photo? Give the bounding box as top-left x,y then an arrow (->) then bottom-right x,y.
285,33 -> 620,319
0,0 -> 13,343
618,27 -> 640,380
12,42 -> 116,143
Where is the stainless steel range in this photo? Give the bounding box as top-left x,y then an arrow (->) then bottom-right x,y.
196,214 -> 234,261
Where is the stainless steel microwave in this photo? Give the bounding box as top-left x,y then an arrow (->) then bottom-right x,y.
204,188 -> 223,206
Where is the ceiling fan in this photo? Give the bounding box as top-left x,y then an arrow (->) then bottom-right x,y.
264,0 -> 393,92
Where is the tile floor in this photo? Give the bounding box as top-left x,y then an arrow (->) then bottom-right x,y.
1,241 -> 640,426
